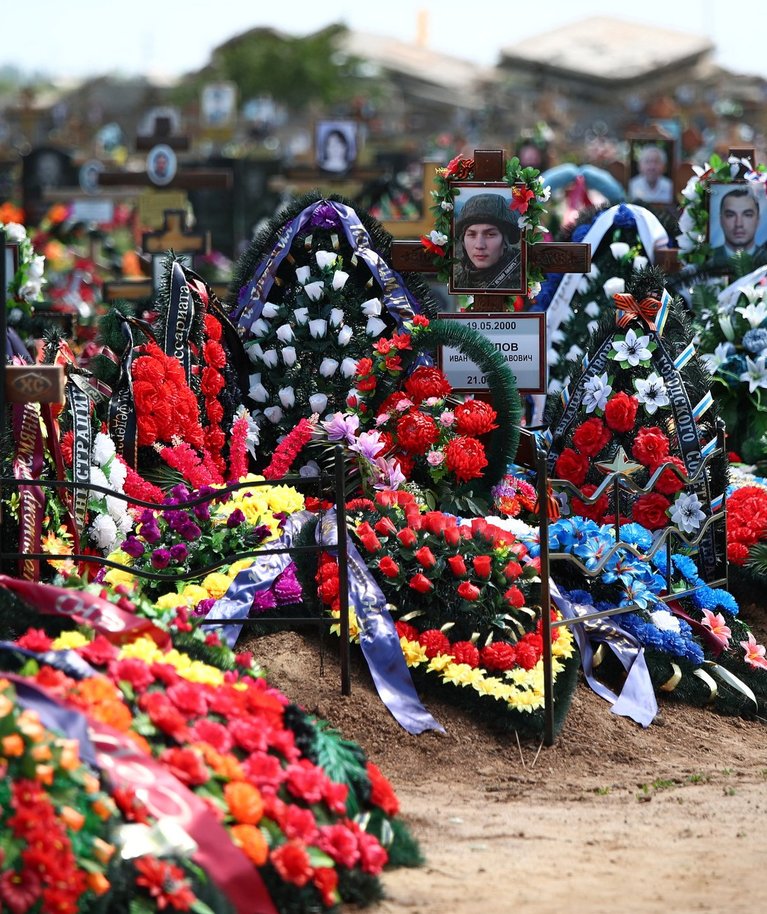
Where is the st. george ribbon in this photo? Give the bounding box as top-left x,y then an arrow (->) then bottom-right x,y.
318,511 -> 444,735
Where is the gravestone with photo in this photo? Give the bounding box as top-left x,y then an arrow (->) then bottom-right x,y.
391,148 -> 591,398
21,146 -> 77,225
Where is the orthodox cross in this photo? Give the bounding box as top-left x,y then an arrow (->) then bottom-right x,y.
103,209 -> 228,303
390,149 -> 591,313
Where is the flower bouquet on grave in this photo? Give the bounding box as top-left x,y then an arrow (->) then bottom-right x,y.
311,489 -> 578,738
87,257 -> 253,492
722,474 -> 767,605
545,268 -> 727,540
0,620 -> 420,914
692,269 -> 767,464
520,514 -> 767,718
306,314 -> 522,516
228,193 -> 438,466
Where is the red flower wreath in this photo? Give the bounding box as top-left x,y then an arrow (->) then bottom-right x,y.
131,342 -> 204,448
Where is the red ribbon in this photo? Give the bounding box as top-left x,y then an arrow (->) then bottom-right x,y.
613,293 -> 661,331
0,575 -> 168,646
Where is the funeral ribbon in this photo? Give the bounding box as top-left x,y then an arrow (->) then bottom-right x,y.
163,260 -> 195,383
3,672 -> 278,914
550,584 -> 657,727
545,202 -> 670,339
202,511 -> 314,648
108,316 -> 139,468
0,574 -> 169,645
67,378 -> 93,535
548,290 -> 720,580
232,198 -> 419,337
318,511 -> 445,735
11,402 -> 46,580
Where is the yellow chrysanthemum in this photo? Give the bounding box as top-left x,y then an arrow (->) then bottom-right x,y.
427,654 -> 453,673
104,565 -> 136,588
52,631 -> 89,650
440,662 -> 479,687
181,584 -> 214,605
118,637 -> 162,664
266,484 -> 305,516
201,573 -> 234,600
229,558 -> 256,576
400,638 -> 428,666
155,592 -> 188,610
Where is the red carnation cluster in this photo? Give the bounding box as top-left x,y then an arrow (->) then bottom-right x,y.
727,486 -> 767,565
132,342 -> 204,449
200,313 -> 227,476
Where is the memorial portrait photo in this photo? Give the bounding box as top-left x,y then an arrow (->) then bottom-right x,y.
708,183 -> 767,260
627,140 -> 675,205
450,184 -> 524,295
146,144 -> 177,187
315,120 -> 358,174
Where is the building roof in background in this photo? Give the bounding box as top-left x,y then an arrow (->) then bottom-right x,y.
342,30 -> 494,108
500,16 -> 714,83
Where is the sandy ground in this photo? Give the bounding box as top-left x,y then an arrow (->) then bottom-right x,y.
243,630 -> 767,914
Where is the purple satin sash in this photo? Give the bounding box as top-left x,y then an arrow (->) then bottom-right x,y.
319,512 -> 444,735
233,199 -> 418,336
551,584 -> 657,727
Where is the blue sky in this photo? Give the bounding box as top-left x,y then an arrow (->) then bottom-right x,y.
4,0 -> 762,82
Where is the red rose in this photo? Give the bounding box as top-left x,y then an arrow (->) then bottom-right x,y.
632,426 -> 670,467
358,533 -> 381,553
378,556 -> 400,578
572,418 -> 611,457
554,447 -> 589,485
408,573 -> 434,594
450,641 -> 480,667
396,527 -> 418,548
480,642 -> 518,672
604,391 -> 638,433
454,400 -> 498,436
504,586 -> 525,608
632,492 -> 670,530
447,555 -> 467,577
374,517 -> 398,537
650,456 -> 687,495
422,512 -> 447,535
444,437 -> 488,482
366,761 -> 400,816
503,560 -> 523,580
472,555 -> 493,578
357,375 -> 377,392
404,366 -> 452,402
414,546 -> 437,568
396,410 -> 440,455
571,484 -> 609,523
418,629 -> 451,657
356,357 -> 373,376
158,747 -> 210,786
457,581 -> 481,601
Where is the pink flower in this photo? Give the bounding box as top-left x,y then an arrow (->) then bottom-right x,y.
700,609 -> 732,648
427,450 -> 444,466
740,632 -> 767,670
438,411 -> 455,427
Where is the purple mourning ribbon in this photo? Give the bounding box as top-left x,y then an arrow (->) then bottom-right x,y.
232,198 -> 418,337
201,511 -> 313,648
318,511 -> 444,735
5,327 -> 33,362
550,583 -> 657,728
